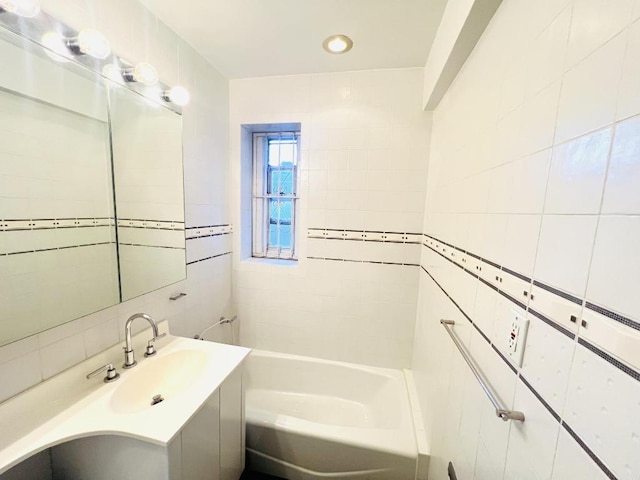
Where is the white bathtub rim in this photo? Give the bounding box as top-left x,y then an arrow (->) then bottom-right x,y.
247,349 -> 408,380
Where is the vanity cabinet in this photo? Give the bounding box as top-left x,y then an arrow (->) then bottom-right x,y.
1,368 -> 245,480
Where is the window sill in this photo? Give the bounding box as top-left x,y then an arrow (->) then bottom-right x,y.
242,257 -> 298,267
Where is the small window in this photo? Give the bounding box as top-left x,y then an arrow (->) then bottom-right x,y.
252,130 -> 300,260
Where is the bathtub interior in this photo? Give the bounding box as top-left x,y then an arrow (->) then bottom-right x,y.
244,352 -> 406,429
244,350 -> 419,480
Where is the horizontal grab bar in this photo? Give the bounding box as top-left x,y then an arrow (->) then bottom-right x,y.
440,319 -> 525,422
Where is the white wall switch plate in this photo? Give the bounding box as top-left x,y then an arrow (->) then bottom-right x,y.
507,310 -> 529,367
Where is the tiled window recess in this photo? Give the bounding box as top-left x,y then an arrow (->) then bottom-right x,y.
413,1 -> 640,480
231,69 -> 431,369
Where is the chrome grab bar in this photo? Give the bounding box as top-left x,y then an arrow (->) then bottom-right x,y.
440,320 -> 525,422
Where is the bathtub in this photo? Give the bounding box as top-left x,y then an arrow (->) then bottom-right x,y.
244,350 -> 418,479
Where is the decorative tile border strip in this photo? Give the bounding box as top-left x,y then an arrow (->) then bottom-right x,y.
584,302 -> 640,332
491,344 -> 517,374
0,217 -> 114,231
307,256 -> 419,267
529,308 -> 576,340
501,266 -> 531,283
117,218 -> 184,231
561,422 -> 617,480
186,251 -> 232,266
308,228 -> 422,244
422,237 -> 640,382
185,224 -> 233,240
520,374 -> 561,422
577,338 -> 640,382
533,280 -> 582,305
420,263 -> 619,480
119,243 -> 185,250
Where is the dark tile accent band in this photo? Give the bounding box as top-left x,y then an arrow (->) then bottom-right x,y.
482,257 -> 501,269
519,374 -> 561,422
307,256 -> 419,267
119,225 -> 184,232
577,338 -> 640,382
121,218 -> 184,224
491,344 -> 517,374
120,243 -> 185,250
585,302 -> 640,332
501,266 -> 531,284
467,251 -> 481,261
185,224 -> 230,230
478,276 -> 499,292
186,251 -> 232,265
561,422 -> 618,480
424,231 -> 640,385
422,259 -> 627,480
529,308 -> 576,340
186,232 -> 232,240
532,280 -> 582,305
474,323 -> 490,344
497,289 -> 528,311
3,241 -> 114,256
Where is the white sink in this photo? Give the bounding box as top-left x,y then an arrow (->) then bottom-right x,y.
110,349 -> 208,414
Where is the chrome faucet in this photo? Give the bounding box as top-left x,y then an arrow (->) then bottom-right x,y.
123,313 -> 165,369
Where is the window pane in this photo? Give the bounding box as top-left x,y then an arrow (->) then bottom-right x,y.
269,168 -> 294,195
267,199 -> 292,249
268,139 -> 297,166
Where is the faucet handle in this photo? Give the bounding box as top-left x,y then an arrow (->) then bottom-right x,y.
145,332 -> 167,357
86,363 -> 120,383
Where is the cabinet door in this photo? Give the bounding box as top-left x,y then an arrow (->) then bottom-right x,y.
181,390 -> 220,480
219,368 -> 244,480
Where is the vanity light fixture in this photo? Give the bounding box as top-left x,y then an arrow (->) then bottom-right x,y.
122,62 -> 158,86
66,29 -> 111,59
322,34 -> 353,54
41,31 -> 72,62
0,0 -> 40,17
102,63 -> 124,83
162,85 -> 190,106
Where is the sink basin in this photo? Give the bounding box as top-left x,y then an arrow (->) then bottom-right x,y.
110,349 -> 208,414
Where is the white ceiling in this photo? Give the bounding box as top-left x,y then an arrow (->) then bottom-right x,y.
139,0 -> 447,79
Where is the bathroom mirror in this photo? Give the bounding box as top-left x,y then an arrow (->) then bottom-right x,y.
0,25 -> 186,347
109,86 -> 186,301
0,31 -> 120,345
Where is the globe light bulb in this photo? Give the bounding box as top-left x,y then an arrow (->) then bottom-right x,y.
163,86 -> 190,106
67,29 -> 111,59
122,62 -> 158,86
0,0 -> 40,18
41,32 -> 72,62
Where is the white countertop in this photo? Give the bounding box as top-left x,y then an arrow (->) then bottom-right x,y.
0,326 -> 251,474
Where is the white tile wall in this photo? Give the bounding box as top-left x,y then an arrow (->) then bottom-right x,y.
414,1 -> 640,479
0,0 -> 231,404
230,68 -> 431,369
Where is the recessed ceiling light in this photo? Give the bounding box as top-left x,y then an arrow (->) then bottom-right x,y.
322,34 -> 353,55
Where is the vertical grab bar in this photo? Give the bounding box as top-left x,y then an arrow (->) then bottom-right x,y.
440,319 -> 525,422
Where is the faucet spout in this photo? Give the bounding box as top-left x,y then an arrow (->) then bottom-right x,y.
123,313 -> 159,369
